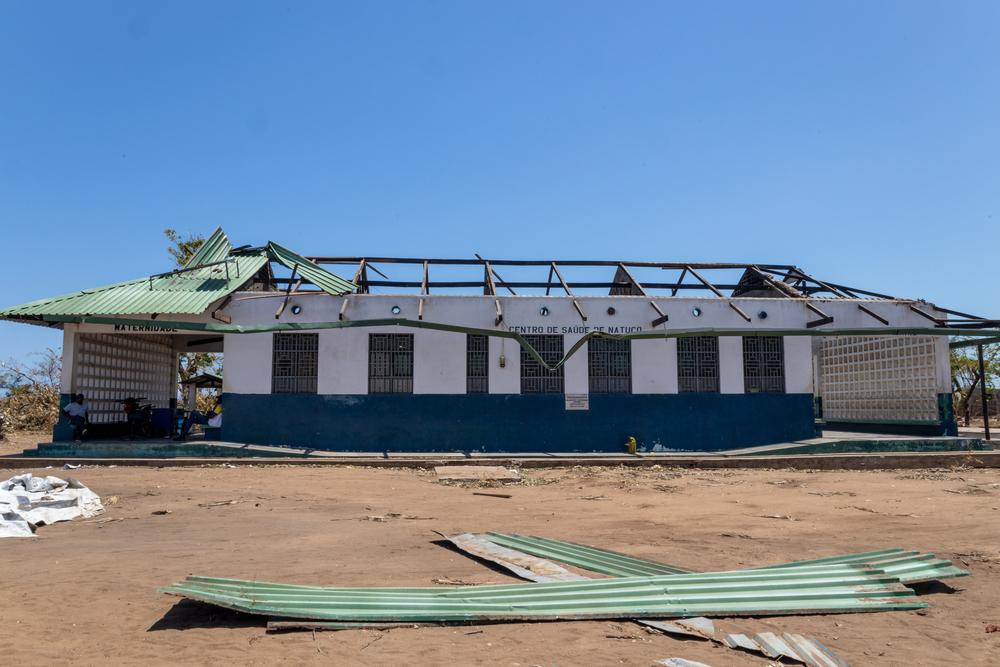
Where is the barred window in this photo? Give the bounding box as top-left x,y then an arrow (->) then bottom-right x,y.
369,333 -> 414,394
588,338 -> 631,394
520,334 -> 564,394
743,336 -> 785,393
272,333 -> 318,394
678,336 -> 719,393
467,334 -> 489,394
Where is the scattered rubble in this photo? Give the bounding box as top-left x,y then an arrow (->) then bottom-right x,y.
0,473 -> 104,538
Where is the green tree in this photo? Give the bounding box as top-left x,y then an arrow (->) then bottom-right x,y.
164,228 -> 206,267
950,342 -> 1000,426
164,229 -> 222,387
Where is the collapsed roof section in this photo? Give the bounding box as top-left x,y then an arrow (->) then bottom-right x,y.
0,228 -> 355,321
1,230 -> 996,332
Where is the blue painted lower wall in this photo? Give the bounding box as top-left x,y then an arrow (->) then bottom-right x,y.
220,392 -> 819,453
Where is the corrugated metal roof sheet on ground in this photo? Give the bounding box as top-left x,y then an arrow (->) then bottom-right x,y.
484,533 -> 692,576
445,532 -> 588,582
160,567 -> 924,623
483,534 -> 968,585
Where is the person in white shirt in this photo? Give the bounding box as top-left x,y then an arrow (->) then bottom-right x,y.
62,393 -> 88,443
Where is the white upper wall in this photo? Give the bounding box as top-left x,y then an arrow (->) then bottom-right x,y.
214,293 -> 943,396
60,294 -> 951,398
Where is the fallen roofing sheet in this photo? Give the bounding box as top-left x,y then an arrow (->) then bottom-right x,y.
161,566 -> 925,623
444,532 -> 588,582
731,632 -> 850,667
446,534 -> 852,665
482,533 -> 968,585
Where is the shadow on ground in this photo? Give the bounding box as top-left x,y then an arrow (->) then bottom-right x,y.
149,599 -> 264,631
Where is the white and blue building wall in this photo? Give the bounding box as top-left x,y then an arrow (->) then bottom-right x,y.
49,294 -> 955,450
212,293 -> 954,452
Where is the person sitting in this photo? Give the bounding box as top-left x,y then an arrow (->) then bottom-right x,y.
174,398 -> 222,441
122,397 -> 149,440
61,393 -> 89,443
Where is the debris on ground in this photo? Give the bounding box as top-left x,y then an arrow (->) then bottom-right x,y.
362,512 -> 435,522
472,491 -> 512,499
655,658 -> 713,667
434,466 -> 522,483
439,532 -> 968,665
198,499 -> 248,508
430,577 -> 482,586
0,473 -> 104,538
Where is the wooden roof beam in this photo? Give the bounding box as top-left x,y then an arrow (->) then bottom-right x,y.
551,262 -> 587,322
618,263 -> 668,326
671,267 -> 688,296
909,304 -> 945,326
858,303 -> 889,325
685,265 -> 724,297
275,264 -> 299,319
805,302 -> 834,328
476,254 -> 517,295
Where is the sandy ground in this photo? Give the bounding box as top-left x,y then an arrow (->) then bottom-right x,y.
0,429 -> 47,455
1,454 -> 999,666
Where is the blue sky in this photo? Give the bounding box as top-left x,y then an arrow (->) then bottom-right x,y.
2,1 -> 998,363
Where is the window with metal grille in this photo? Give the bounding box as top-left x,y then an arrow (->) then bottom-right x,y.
520,334 -> 564,394
467,334 -> 489,394
677,336 -> 719,393
272,333 -> 318,394
588,338 -> 631,394
743,336 -> 785,393
369,333 -> 414,394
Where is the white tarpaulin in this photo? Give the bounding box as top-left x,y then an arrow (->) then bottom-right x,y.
0,474 -> 104,538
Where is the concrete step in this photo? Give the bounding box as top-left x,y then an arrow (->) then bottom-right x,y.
23,441 -> 304,458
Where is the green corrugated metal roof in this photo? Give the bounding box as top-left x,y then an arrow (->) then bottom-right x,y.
184,227 -> 233,267
0,229 -> 355,319
267,241 -> 354,296
161,565 -> 924,622
0,252 -> 269,317
483,533 -> 969,585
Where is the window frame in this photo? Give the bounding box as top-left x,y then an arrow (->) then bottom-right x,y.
743,335 -> 786,394
520,334 -> 565,394
368,333 -> 414,394
466,334 -> 489,394
588,337 -> 632,394
271,332 -> 319,394
677,336 -> 720,393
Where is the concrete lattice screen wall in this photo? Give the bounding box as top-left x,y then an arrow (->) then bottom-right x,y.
818,335 -> 941,423
70,333 -> 175,424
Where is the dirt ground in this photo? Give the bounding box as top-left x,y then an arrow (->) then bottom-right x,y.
0,429 -> 46,456
1,452 -> 999,666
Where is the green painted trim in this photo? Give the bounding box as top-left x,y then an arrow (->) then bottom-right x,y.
951,336 -> 1000,349
36,314 -> 1000,373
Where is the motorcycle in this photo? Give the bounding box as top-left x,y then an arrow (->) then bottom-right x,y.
121,397 -> 153,439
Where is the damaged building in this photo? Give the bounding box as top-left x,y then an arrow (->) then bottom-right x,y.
2,227 -> 995,452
